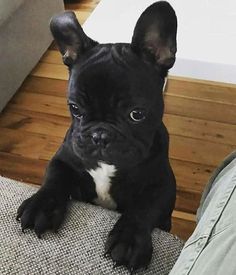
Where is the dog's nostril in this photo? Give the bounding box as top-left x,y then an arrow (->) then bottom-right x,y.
91,131 -> 110,147
91,132 -> 100,144
101,132 -> 109,141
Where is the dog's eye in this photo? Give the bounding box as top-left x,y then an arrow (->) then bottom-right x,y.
130,109 -> 146,122
69,104 -> 81,118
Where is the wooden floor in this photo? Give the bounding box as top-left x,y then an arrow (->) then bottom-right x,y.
1,0 -> 236,241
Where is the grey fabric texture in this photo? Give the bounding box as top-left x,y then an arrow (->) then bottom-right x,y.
0,0 -> 24,26
0,0 -> 64,113
0,176 -> 184,274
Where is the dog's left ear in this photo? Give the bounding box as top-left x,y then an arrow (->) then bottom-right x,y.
131,1 -> 177,70
50,11 -> 98,66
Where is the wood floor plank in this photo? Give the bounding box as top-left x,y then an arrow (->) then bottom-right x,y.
65,0 -> 100,13
0,128 -> 62,160
0,108 -> 70,138
31,62 -> 68,80
169,75 -> 236,88
41,50 -> 62,65
165,94 -> 236,124
75,10 -> 93,24
63,1 -> 100,26
170,158 -> 214,193
170,135 -> 235,167
164,114 -> 236,146
167,77 -> 236,105
171,215 -> 196,241
9,92 -> 69,117
173,210 -> 196,222
175,190 -> 201,214
171,159 -> 214,213
0,152 -> 47,185
20,76 -> 67,97
39,140 -> 61,161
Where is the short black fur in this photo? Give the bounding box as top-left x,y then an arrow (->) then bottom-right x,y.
17,1 -> 177,272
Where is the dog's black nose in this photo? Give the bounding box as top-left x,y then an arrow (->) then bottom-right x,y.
91,130 -> 111,147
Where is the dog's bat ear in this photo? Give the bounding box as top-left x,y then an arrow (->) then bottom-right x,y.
50,11 -> 98,66
131,1 -> 177,71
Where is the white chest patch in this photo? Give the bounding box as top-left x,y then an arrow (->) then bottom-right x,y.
87,162 -> 117,210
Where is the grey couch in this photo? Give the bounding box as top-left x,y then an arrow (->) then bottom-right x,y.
0,0 -> 64,112
0,176 -> 184,274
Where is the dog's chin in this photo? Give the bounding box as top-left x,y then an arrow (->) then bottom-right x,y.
72,141 -> 143,168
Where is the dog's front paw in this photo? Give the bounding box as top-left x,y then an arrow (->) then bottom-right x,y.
105,217 -> 153,272
16,190 -> 67,238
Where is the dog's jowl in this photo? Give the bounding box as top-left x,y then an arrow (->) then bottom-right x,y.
17,1 -> 177,271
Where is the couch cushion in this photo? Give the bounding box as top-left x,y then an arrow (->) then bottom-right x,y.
0,0 -> 64,113
0,176 -> 184,274
0,0 -> 25,27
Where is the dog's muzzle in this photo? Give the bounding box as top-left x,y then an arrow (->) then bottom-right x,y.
90,128 -> 113,148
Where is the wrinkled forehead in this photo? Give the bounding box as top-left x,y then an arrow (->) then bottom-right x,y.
68,44 -> 163,104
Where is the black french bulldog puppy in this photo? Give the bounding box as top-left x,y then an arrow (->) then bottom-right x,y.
17,1 -> 177,272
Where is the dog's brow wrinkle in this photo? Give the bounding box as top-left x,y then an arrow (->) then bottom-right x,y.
80,46 -> 110,71
110,44 -> 130,67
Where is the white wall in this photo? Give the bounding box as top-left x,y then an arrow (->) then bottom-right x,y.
83,0 -> 236,84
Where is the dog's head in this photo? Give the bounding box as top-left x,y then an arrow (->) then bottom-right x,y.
50,1 -> 177,168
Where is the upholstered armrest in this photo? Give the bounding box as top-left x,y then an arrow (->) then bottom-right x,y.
0,176 -> 184,274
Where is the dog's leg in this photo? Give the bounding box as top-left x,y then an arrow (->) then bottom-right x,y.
16,154 -> 74,238
105,183 -> 175,272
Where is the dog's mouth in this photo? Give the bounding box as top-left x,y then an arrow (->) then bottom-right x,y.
72,137 -> 144,168
89,146 -> 111,159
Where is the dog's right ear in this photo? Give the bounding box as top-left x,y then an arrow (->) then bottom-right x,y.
50,11 -> 98,66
